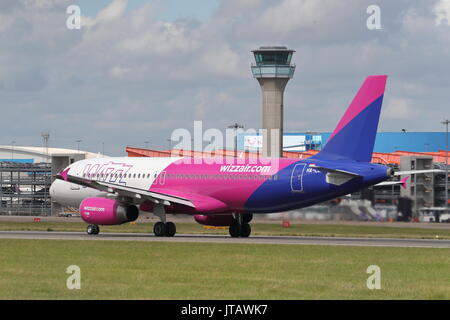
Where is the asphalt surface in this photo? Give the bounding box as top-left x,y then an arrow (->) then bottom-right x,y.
2,215 -> 450,230
0,230 -> 449,248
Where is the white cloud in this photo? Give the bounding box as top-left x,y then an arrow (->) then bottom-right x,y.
383,97 -> 417,120
433,0 -> 450,25
96,0 -> 128,24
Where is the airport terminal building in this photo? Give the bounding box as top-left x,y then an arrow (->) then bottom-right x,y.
238,132 -> 449,153
0,146 -> 104,216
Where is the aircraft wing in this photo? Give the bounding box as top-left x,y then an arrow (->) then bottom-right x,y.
55,172 -> 195,208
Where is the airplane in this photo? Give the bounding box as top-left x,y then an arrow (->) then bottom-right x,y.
49,75 -> 440,237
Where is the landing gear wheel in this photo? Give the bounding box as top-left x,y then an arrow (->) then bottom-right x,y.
153,222 -> 166,237
240,223 -> 251,237
229,222 -> 240,238
87,224 -> 99,235
165,222 -> 176,237
229,221 -> 251,237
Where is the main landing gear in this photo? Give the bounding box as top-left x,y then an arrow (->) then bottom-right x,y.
152,203 -> 176,237
86,224 -> 100,235
229,213 -> 252,238
153,221 -> 176,237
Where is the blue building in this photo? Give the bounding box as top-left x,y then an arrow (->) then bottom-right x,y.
238,132 -> 449,153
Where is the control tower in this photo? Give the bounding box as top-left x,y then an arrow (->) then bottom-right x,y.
251,46 -> 295,158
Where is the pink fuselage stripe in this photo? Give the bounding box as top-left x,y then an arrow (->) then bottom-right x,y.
329,75 -> 387,141
149,157 -> 296,213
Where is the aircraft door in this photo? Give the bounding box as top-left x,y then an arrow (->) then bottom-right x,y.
290,163 -> 307,192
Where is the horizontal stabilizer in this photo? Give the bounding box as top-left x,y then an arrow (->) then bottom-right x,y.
375,176 -> 409,189
394,169 -> 444,176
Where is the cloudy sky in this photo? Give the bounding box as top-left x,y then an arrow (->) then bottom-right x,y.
1,0 -> 449,155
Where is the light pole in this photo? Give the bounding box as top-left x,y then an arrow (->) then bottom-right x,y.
228,123 -> 244,157
41,132 -> 50,162
11,141 -> 15,160
144,141 -> 149,149
76,140 -> 82,153
442,119 -> 449,209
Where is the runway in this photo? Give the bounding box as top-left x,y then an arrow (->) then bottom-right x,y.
0,231 -> 449,248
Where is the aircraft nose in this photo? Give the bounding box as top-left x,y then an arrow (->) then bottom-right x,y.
49,179 -> 63,202
49,180 -> 56,198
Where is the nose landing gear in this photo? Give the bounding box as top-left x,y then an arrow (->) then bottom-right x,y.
86,224 -> 100,235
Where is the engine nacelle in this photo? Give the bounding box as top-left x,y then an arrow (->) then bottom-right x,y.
194,214 -> 235,227
80,197 -> 138,225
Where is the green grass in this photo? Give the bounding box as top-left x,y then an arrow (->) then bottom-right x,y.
0,239 -> 449,299
1,221 -> 450,239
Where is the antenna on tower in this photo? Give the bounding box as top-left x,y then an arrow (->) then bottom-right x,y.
41,131 -> 50,163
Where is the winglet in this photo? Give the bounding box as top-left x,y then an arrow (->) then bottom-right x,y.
400,176 -> 409,189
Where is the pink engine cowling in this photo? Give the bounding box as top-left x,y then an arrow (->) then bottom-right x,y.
79,197 -> 139,225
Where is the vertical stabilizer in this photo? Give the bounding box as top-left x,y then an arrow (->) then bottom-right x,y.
312,75 -> 388,162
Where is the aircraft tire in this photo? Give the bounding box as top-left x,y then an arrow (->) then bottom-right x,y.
165,222 -> 176,237
240,223 -> 251,237
87,224 -> 99,235
153,222 -> 166,237
229,223 -> 240,237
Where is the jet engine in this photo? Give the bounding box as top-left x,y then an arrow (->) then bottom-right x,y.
79,197 -> 138,225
